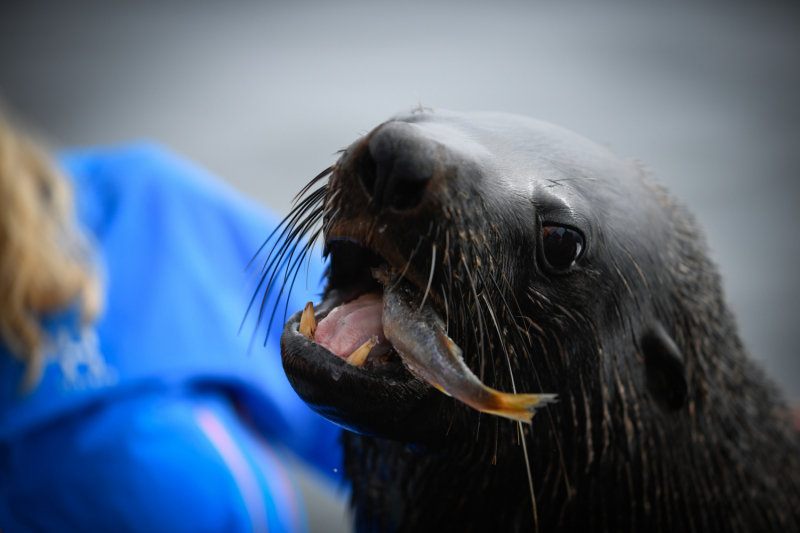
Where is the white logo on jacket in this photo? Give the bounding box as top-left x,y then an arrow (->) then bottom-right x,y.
47,327 -> 119,391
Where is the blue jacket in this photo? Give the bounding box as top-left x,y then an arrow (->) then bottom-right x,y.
0,144 -> 342,532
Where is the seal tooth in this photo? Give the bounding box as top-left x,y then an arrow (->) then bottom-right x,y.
299,302 -> 317,340
346,336 -> 378,366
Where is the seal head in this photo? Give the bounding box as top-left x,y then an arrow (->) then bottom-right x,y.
273,109 -> 800,532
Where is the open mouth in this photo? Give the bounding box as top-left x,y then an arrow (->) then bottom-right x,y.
301,240 -> 407,376
280,238 -> 451,446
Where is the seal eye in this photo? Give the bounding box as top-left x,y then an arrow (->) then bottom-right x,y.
541,225 -> 584,271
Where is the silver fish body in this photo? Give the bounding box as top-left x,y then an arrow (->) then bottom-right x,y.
381,271 -> 556,423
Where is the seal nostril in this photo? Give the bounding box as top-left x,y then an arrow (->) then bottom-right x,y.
388,175 -> 428,210
359,148 -> 378,197
361,122 -> 438,212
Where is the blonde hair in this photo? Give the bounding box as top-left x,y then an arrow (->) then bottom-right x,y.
0,113 -> 102,389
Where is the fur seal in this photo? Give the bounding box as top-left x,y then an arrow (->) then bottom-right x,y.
270,109 -> 800,532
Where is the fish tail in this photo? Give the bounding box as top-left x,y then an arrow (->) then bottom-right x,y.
484,393 -> 558,423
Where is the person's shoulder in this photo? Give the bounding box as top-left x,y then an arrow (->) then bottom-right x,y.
60,141 -> 186,189
60,142 -> 241,200
59,142 -> 281,235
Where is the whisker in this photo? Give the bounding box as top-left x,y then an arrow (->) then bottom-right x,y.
304,229 -> 323,292
243,165 -> 331,345
440,283 -> 449,335
520,421 -> 539,533
244,249 -> 297,350
241,234 -> 299,335
460,254 -> 485,383
481,292 -> 511,384
292,165 -> 333,204
482,245 -> 530,336
480,290 -> 540,533
256,209 -> 323,316
476,282 -> 498,391
263,241 -> 317,345
390,234 -> 424,291
419,244 -> 436,311
322,207 -> 340,242
259,190 -> 327,277
244,185 -> 326,277
282,230 -> 324,324
484,272 -> 534,381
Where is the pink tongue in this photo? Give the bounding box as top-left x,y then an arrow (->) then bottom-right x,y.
315,292 -> 386,359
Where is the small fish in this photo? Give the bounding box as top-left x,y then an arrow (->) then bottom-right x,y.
379,268 -> 557,424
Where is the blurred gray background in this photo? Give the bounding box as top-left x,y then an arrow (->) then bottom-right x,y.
1,1 -> 798,531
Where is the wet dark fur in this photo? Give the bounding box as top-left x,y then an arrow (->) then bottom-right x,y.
264,109 -> 800,532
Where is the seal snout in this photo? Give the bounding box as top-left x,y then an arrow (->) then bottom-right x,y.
358,121 -> 438,212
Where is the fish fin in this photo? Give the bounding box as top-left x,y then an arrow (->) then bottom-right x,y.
432,330 -> 557,422
485,393 -> 559,424
436,331 -> 464,360
432,382 -> 452,397
431,333 -> 458,396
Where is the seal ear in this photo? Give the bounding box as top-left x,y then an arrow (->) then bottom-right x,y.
641,322 -> 687,410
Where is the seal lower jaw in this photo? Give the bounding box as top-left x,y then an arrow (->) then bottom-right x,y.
280,240 -> 452,446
